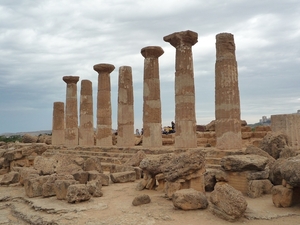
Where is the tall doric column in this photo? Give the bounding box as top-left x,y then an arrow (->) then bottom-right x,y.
117,66 -> 135,147
52,102 -> 65,145
215,33 -> 242,150
164,30 -> 197,148
93,63 -> 115,146
79,80 -> 94,146
63,76 -> 79,146
141,46 -> 164,147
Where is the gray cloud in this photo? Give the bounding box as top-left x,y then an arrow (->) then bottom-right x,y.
0,0 -> 299,133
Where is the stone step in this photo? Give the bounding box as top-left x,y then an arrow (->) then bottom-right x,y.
205,157 -> 222,165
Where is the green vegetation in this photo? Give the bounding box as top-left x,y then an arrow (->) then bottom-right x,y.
0,135 -> 22,143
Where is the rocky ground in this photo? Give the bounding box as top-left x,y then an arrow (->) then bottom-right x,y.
0,179 -> 299,225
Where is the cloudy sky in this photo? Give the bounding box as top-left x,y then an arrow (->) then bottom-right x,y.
0,0 -> 299,134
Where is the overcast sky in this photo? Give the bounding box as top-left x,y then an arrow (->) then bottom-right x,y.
0,0 -> 299,134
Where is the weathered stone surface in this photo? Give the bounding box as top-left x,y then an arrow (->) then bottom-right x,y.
72,171 -> 89,184
24,176 -> 50,198
139,153 -> 173,177
33,156 -> 56,175
204,169 -> 227,192
260,133 -> 290,159
0,171 -> 20,185
84,157 -> 102,173
165,180 -> 182,199
245,145 -> 275,165
272,185 -> 293,207
63,75 -> 79,146
136,179 -> 147,191
117,66 -> 135,147
87,171 -> 109,186
162,150 -> 205,182
248,179 -> 273,198
124,150 -> 146,167
280,156 -> 300,187
110,165 -> 134,173
172,188 -> 208,210
42,174 -> 74,197
269,158 -> 287,185
79,80 -> 94,146
22,134 -> 38,143
246,169 -> 270,180
141,46 -> 164,147
164,30 -> 198,148
215,33 -> 242,150
94,63 -> 115,147
54,180 -> 78,200
206,120 -> 215,131
210,182 -> 247,221
110,171 -> 136,183
132,194 -> 151,206
66,184 -> 91,203
87,179 -> 103,197
19,167 -> 39,185
54,155 -> 83,174
221,154 -> 268,171
52,101 -> 65,145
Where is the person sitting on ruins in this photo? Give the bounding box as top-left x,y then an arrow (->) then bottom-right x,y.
136,129 -> 140,136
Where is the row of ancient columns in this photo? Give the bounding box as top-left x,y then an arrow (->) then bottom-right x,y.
52,30 -> 242,150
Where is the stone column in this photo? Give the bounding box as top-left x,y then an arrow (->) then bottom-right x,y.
93,63 -> 115,146
163,30 -> 197,148
141,46 -> 164,147
52,102 -> 65,145
79,80 -> 94,146
215,33 -> 242,150
117,66 -> 135,147
271,114 -> 300,150
63,76 -> 79,146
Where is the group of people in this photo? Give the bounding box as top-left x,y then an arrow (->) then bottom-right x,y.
135,121 -> 176,136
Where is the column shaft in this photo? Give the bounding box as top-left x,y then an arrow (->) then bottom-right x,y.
215,33 -> 242,150
79,80 -> 94,146
141,46 -> 164,147
117,66 -> 135,146
63,76 -> 79,146
164,30 -> 197,148
52,102 -> 65,145
94,63 -> 115,146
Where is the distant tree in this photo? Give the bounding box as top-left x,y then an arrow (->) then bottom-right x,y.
0,135 -> 22,143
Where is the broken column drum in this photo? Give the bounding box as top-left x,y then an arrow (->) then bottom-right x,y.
79,80 -> 94,146
93,63 -> 115,146
215,33 -> 242,150
52,102 -> 65,145
63,76 -> 79,146
163,30 -> 198,148
117,66 -> 135,147
141,46 -> 164,147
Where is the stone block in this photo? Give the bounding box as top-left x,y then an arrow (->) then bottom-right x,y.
24,176 -> 50,198
66,184 -> 91,203
272,185 -> 293,207
132,194 -> 151,206
172,188 -> 208,210
72,171 -> 89,184
0,172 -> 20,185
54,180 -> 78,200
110,171 -> 136,183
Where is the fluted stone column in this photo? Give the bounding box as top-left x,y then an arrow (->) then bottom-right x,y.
117,66 -> 135,147
141,46 -> 164,147
52,102 -> 65,145
63,76 -> 79,146
271,114 -> 300,150
215,33 -> 242,150
79,80 -> 94,146
163,30 -> 197,148
93,63 -> 115,146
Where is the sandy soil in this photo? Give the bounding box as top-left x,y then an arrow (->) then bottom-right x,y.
0,180 -> 299,225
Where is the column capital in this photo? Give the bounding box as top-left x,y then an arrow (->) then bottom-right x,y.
163,30 -> 198,48
216,33 -> 235,60
93,63 -> 115,74
62,76 -> 79,84
141,46 -> 164,58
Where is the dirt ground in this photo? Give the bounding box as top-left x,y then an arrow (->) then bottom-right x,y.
0,179 -> 299,225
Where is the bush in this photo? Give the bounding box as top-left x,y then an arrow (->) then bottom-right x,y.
0,135 -> 23,143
